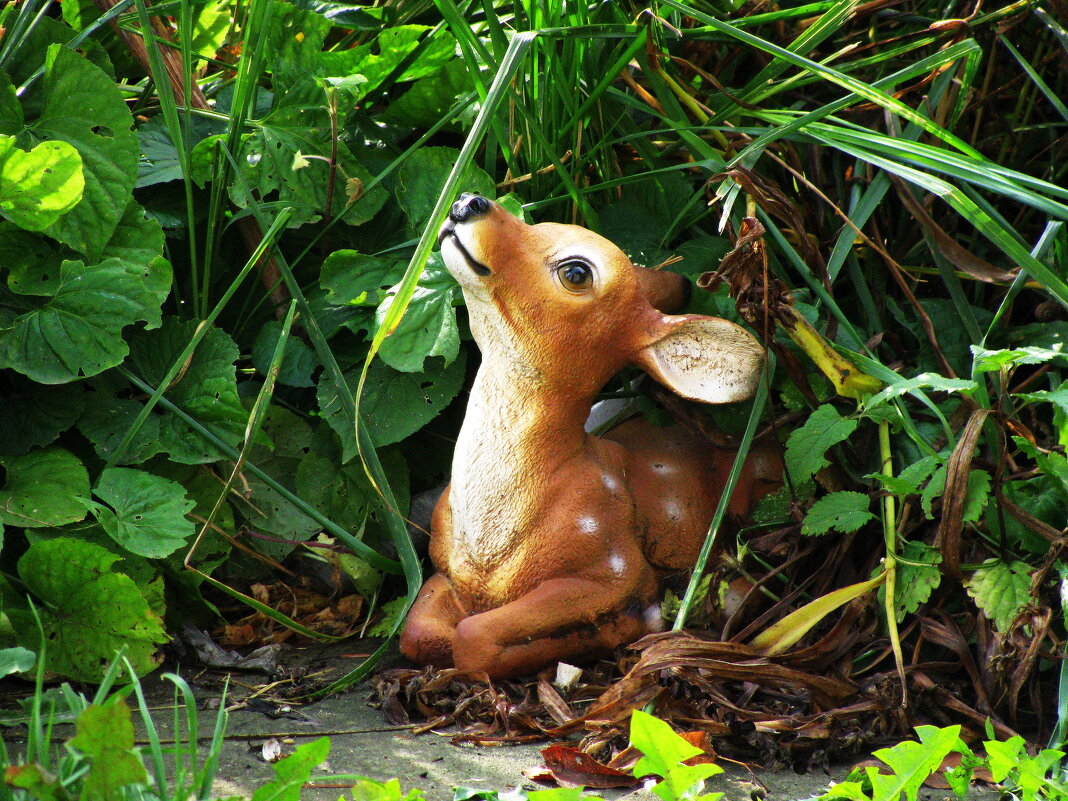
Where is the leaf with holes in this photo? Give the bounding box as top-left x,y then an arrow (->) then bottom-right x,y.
785,404 -> 858,483
0,135 -> 83,231
0,257 -> 157,384
91,467 -> 195,559
966,559 -> 1032,632
15,538 -> 166,681
375,258 -> 461,372
801,491 -> 874,536
23,46 -> 138,259
0,447 -> 89,528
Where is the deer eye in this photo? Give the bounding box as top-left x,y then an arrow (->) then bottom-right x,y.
557,260 -> 594,292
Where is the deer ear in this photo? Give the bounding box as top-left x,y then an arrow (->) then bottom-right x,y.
635,315 -> 764,404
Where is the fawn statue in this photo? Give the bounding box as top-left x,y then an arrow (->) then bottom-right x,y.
399,193 -> 781,679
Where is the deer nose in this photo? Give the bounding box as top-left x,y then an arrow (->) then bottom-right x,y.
449,193 -> 492,223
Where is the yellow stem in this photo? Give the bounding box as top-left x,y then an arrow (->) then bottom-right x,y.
880,419 -> 908,707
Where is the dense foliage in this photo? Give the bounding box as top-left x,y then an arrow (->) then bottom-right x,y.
1,0 -> 1066,754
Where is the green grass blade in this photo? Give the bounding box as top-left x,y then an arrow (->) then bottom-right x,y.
1000,37 -> 1068,123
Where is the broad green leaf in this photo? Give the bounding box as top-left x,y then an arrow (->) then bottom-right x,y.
0,135 -> 83,231
253,320 -> 318,387
1013,436 -> 1068,502
228,78 -> 386,228
92,467 -> 195,559
0,222 -> 69,295
379,59 -> 473,129
295,452 -> 375,534
867,725 -> 964,801
318,351 -> 467,456
70,703 -> 148,799
251,736 -> 330,801
972,344 -> 1066,373
0,376 -> 85,456
315,26 -> 456,99
285,0 -> 385,28
966,559 -> 1032,632
97,202 -> 172,329
375,259 -> 461,372
785,404 -> 858,483
123,318 -> 250,463
0,257 -> 154,384
0,645 -> 35,677
0,447 -> 89,528
631,709 -> 703,779
320,250 -> 405,306
801,491 -> 874,536
863,372 -> 977,410
395,147 -> 495,232
16,538 -> 166,681
27,46 -> 138,259
890,542 -> 941,622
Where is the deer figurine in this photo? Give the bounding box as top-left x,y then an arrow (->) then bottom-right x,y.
399,193 -> 782,679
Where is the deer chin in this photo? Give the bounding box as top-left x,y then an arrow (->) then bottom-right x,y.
439,224 -> 492,283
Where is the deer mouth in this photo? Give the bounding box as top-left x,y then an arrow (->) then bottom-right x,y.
438,221 -> 492,277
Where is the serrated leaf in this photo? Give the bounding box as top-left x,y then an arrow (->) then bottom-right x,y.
962,468 -> 991,523
0,447 -> 89,527
801,491 -> 874,536
16,538 -> 166,681
891,542 -> 942,621
0,257 -> 156,384
91,467 -> 195,558
253,320 -> 318,387
70,703 -> 148,798
395,147 -> 495,232
376,260 -> 460,372
318,351 -> 467,457
972,344 -> 1066,372
785,404 -> 858,483
27,46 -> 138,259
920,464 -> 947,519
0,135 -> 83,230
966,559 -> 1032,632
863,372 -> 977,409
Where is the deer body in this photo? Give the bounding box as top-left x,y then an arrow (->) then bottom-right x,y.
399,195 -> 781,678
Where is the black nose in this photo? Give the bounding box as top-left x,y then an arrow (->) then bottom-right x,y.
449,193 -> 492,223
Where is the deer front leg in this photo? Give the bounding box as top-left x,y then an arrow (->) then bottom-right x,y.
399,572 -> 466,668
452,573 -> 660,679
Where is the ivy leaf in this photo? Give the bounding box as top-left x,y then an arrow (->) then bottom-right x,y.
375,259 -> 461,372
26,46 -> 139,260
966,559 -> 1032,632
0,447 -> 89,528
395,146 -> 495,232
16,538 -> 166,681
91,467 -> 195,559
252,320 -> 318,387
891,542 -> 942,621
784,404 -> 858,483
0,135 -> 84,231
318,351 -> 467,457
801,491 -> 874,536
70,703 -> 149,798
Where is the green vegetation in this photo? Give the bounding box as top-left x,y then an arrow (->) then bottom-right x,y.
0,0 -> 1066,784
